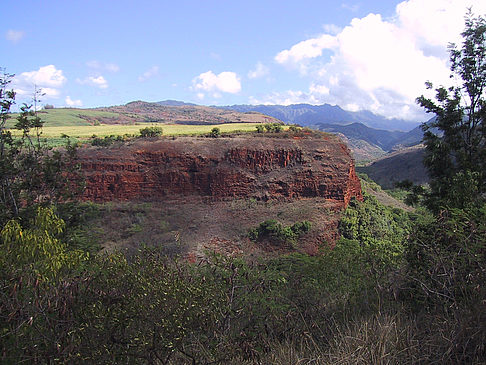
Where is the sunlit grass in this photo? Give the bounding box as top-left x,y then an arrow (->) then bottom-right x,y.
6,108 -> 128,127
9,122 -> 265,139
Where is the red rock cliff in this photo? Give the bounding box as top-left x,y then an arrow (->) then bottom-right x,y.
77,134 -> 362,207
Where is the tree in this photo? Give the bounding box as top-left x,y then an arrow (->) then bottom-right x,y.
0,69 -> 82,224
416,11 -> 486,211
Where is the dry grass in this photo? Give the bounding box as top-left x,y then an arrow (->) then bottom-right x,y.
78,197 -> 342,260
8,122 -> 265,139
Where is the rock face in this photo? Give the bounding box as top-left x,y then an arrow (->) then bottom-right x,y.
77,134 -> 362,207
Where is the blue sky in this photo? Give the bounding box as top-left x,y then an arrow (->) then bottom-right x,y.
2,0 -> 485,122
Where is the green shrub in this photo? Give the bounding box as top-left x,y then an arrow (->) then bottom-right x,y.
255,124 -> 265,133
248,219 -> 312,247
209,127 -> 221,137
90,134 -> 123,147
264,123 -> 283,133
139,126 -> 163,137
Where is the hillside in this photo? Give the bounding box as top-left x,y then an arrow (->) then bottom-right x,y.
316,122 -> 422,151
316,122 -> 424,161
96,101 -> 281,125
357,145 -> 429,188
8,101 -> 281,128
219,103 -> 420,131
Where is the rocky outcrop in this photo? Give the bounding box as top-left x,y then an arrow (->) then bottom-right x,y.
77,134 -> 362,207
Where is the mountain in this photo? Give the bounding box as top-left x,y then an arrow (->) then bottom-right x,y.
357,146 -> 429,189
317,122 -> 406,151
219,103 -> 420,131
155,100 -> 197,107
314,122 -> 424,161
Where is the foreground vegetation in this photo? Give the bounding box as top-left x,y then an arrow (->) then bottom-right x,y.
1,195 -> 485,364
1,12 -> 485,364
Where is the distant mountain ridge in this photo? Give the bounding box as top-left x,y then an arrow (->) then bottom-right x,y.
317,122 -> 423,152
357,146 -> 429,189
218,103 -> 421,131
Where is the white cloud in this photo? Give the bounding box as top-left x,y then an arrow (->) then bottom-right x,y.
248,62 -> 269,79
249,88 -> 322,106
275,34 -> 338,64
138,66 -> 159,82
273,0 -> 486,120
86,60 -> 120,73
65,96 -> 83,107
13,65 -> 66,98
77,75 -> 108,89
6,29 -> 25,43
192,71 -> 241,97
322,24 -> 342,35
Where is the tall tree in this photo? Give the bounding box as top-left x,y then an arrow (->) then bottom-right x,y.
417,11 -> 486,211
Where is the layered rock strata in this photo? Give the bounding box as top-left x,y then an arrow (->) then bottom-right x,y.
77,134 -> 362,207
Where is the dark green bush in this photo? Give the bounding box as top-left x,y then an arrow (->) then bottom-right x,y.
264,123 -> 283,133
209,127 -> 221,137
139,126 -> 163,137
90,134 -> 123,146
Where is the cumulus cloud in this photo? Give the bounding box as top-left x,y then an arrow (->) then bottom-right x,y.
248,62 -> 269,79
249,90 -> 315,106
13,65 -> 66,98
6,29 -> 25,43
138,66 -> 159,82
77,75 -> 108,89
273,0 -> 486,120
65,96 -> 83,107
192,71 -> 241,98
275,34 -> 338,65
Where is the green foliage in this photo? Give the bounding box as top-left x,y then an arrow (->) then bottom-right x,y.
416,11 -> 486,211
139,125 -> 163,137
1,207 -> 87,282
90,133 -> 124,146
248,219 -> 311,247
0,70 -> 83,224
405,204 -> 486,308
264,123 -> 283,133
255,124 -> 265,133
55,201 -> 103,253
209,126 -> 221,137
338,194 -> 411,282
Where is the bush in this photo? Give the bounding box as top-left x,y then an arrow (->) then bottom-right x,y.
255,125 -> 265,133
90,134 -> 123,147
248,219 -> 312,247
209,127 -> 221,137
264,123 -> 283,133
139,126 -> 163,137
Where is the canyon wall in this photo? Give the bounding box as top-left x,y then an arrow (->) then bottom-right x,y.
77,134 -> 362,207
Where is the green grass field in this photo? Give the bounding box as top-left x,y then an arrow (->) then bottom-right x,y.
6,108 -> 132,127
